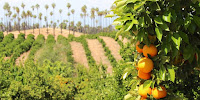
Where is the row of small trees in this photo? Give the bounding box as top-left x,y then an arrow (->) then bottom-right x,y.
0,2 -> 116,35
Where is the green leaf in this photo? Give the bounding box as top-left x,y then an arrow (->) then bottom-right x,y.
194,16 -> 200,28
188,22 -> 196,34
133,1 -> 146,10
137,29 -> 145,41
171,33 -> 181,50
155,27 -> 163,42
115,28 -> 124,40
184,17 -> 191,30
159,65 -> 166,81
162,11 -> 171,23
167,65 -> 175,82
154,16 -> 163,24
125,19 -> 138,31
143,80 -> 152,89
116,0 -> 127,8
112,21 -> 121,25
138,17 -> 145,27
179,31 -> 189,44
105,14 -> 115,18
159,22 -> 170,31
183,45 -> 193,60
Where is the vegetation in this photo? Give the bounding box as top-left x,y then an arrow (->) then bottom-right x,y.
109,0 -> 200,99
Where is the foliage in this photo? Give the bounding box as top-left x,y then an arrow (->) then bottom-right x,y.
110,0 -> 200,99
2,33 -> 25,57
57,35 -> 74,64
0,33 -> 14,48
28,34 -> 45,60
0,59 -> 76,99
11,34 -> 35,63
0,31 -> 4,42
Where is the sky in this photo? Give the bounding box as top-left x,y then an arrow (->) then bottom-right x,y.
0,0 -> 115,27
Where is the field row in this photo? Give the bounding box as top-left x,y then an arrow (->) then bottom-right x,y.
0,32 -> 126,73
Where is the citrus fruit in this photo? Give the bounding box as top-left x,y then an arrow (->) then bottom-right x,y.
152,86 -> 167,99
143,44 -> 158,57
138,57 -> 153,73
136,41 -> 143,53
138,69 -> 151,80
139,84 -> 152,98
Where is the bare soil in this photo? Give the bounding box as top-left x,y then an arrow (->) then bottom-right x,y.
99,36 -> 122,61
70,41 -> 89,69
87,39 -> 112,74
118,36 -> 129,44
15,51 -> 30,66
3,28 -> 84,39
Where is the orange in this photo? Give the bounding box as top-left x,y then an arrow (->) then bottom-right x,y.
152,86 -> 167,99
136,41 -> 143,53
138,84 -> 152,98
138,57 -> 154,73
138,69 -> 151,80
140,96 -> 147,100
143,44 -> 158,57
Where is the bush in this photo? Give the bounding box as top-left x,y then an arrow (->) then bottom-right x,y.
0,32 -> 4,42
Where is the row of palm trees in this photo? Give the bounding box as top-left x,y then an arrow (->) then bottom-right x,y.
0,2 -> 116,35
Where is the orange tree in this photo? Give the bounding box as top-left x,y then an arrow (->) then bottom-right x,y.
108,0 -> 200,99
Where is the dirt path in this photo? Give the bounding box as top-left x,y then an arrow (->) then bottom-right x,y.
15,51 -> 30,66
100,36 -> 122,61
70,41 -> 89,69
118,36 -> 129,44
3,28 -> 85,39
87,39 -> 112,74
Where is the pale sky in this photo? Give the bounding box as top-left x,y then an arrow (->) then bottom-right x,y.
0,0 -> 115,27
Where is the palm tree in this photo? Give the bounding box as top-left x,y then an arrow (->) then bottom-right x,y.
45,4 -> 49,34
71,9 -> 75,34
59,9 -> 62,34
91,8 -> 95,28
76,21 -> 82,32
81,5 -> 87,34
52,3 -> 56,35
21,11 -> 26,33
50,11 -> 53,35
12,14 -> 17,30
31,5 -> 35,33
35,4 -> 40,31
3,2 -> 10,34
39,13 -> 42,34
67,3 -> 71,34
27,10 -> 31,29
15,7 -> 20,33
67,12 -> 70,34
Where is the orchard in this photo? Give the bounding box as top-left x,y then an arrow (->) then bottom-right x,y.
109,0 -> 200,99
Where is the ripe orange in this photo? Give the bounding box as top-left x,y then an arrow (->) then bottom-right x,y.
138,57 -> 154,73
152,86 -> 167,99
143,44 -> 158,57
139,84 -> 152,98
136,41 -> 143,53
140,96 -> 147,100
138,69 -> 151,80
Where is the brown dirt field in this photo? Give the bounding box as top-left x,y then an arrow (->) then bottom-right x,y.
70,41 -> 89,69
15,51 -> 30,66
118,36 -> 129,44
87,39 -> 112,74
3,28 -> 84,39
99,36 -> 122,61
